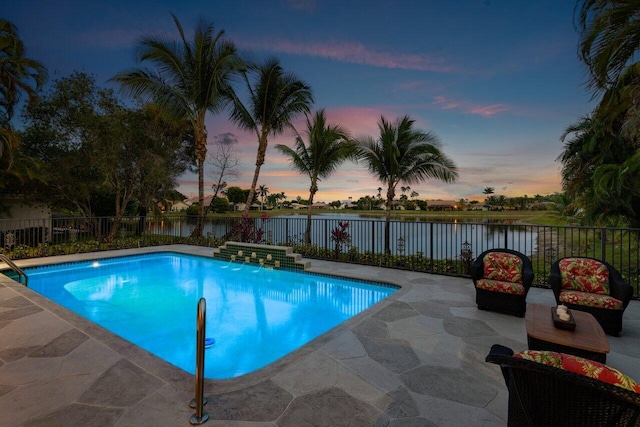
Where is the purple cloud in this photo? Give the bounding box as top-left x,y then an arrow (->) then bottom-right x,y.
238,38 -> 460,73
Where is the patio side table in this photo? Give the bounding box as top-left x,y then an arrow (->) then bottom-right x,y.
525,303 -> 610,363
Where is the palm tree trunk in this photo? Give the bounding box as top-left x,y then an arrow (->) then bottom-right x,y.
305,188 -> 316,245
244,132 -> 268,215
192,126 -> 207,237
384,201 -> 391,254
384,185 -> 394,254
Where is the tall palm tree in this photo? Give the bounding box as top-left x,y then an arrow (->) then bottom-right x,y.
0,19 -> 47,177
358,115 -> 458,253
228,58 -> 313,214
276,109 -> 355,244
111,14 -> 242,236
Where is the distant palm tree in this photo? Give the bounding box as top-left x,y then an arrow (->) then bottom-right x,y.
276,109 -> 355,244
358,115 -> 458,253
229,58 -> 313,215
0,19 -> 47,180
258,184 -> 269,210
111,14 -> 242,236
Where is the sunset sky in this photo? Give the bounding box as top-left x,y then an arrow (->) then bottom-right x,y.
6,0 -> 594,203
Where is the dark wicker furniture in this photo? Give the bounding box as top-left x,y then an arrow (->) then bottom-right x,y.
550,257 -> 633,336
486,344 -> 640,427
470,249 -> 534,317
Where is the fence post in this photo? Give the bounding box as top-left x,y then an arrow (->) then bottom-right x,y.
429,222 -> 434,272
371,220 -> 375,257
601,228 -> 607,260
504,227 -> 508,249
285,218 -> 289,244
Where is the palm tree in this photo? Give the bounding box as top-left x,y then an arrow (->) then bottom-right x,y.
0,19 -> 47,179
559,114 -> 640,226
576,0 -> 640,93
276,109 -> 355,244
111,14 -> 242,236
358,115 -> 458,253
229,58 -> 314,215
258,184 -> 269,210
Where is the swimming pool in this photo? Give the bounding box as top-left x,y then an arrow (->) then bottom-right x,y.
18,252 -> 397,379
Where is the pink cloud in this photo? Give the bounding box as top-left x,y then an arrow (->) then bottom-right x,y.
238,39 -> 459,73
433,96 -> 510,117
468,104 -> 510,117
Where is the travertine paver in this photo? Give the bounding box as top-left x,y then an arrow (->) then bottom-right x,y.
208,380 -> 292,422
0,245 -> 639,426
278,387 -> 380,427
400,365 -> 498,406
29,329 -> 88,357
23,403 -> 125,427
77,359 -> 164,407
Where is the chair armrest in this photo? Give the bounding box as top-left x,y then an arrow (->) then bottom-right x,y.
608,270 -> 634,308
549,260 -> 563,301
486,344 -> 515,363
469,256 -> 484,281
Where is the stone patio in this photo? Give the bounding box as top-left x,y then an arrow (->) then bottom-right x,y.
1,245 -> 639,426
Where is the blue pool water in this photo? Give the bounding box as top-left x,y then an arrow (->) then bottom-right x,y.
21,252 -> 397,379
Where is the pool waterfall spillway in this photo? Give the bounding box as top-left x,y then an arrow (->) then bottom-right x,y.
212,242 -> 310,270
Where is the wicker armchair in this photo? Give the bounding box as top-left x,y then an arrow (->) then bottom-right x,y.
470,249 -> 534,317
486,344 -> 640,426
550,257 -> 633,336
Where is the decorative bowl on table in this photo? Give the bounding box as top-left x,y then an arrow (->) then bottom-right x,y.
551,306 -> 576,331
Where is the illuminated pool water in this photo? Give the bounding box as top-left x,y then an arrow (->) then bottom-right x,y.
21,252 -> 397,379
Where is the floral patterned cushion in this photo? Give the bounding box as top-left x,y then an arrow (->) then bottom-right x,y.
559,258 -> 610,295
482,252 -> 523,284
476,278 -> 526,295
514,350 -> 640,393
559,290 -> 624,310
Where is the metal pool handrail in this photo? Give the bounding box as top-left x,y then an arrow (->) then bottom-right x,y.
189,297 -> 209,425
0,254 -> 28,286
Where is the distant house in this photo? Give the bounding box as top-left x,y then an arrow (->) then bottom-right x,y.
170,200 -> 191,212
339,200 -> 356,209
311,202 -> 330,209
1,195 -> 52,247
427,200 -> 458,211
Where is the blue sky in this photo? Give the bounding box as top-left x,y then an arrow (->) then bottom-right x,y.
6,0 -> 593,202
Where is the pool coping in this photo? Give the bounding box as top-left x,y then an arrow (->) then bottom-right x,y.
0,244 -> 409,394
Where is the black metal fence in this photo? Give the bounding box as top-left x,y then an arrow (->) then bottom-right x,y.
1,215 -> 639,297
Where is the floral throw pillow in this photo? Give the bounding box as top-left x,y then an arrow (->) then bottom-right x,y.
559,258 -> 610,295
515,350 -> 640,393
483,252 -> 523,283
